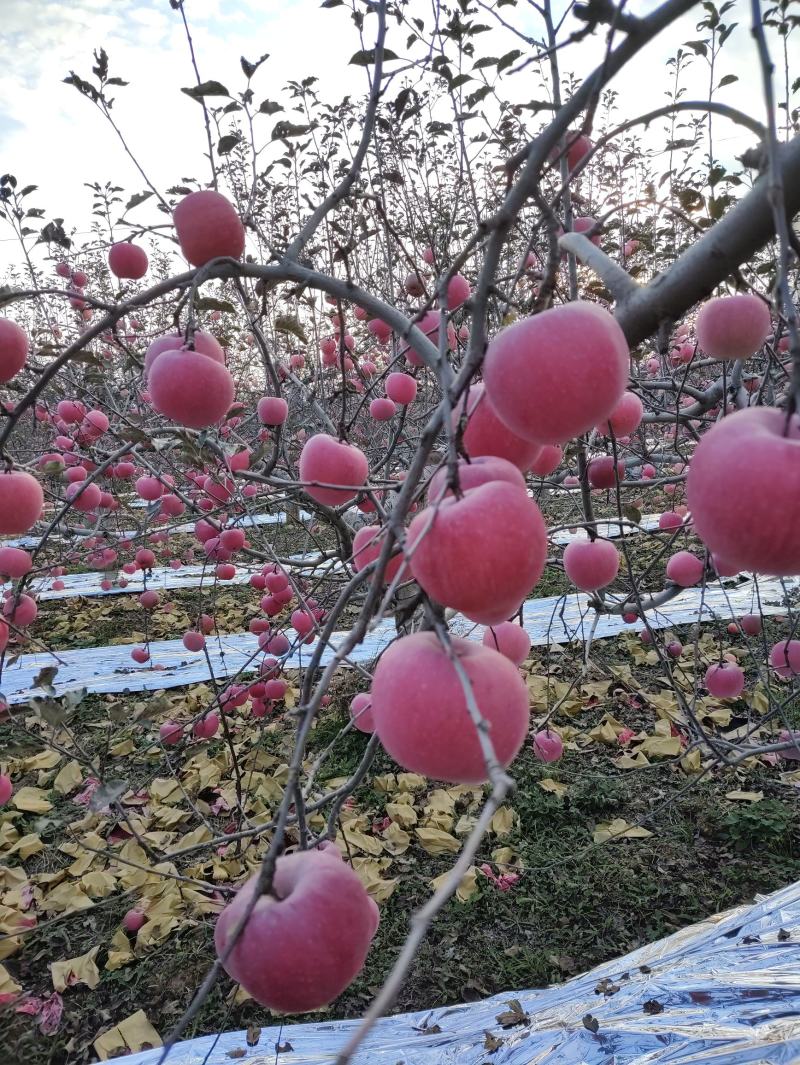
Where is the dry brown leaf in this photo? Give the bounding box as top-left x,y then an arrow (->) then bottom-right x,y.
94,1010 -> 162,1060
538,778 -> 568,796
416,827 -> 461,855
11,786 -> 52,813
53,759 -> 83,795
430,865 -> 479,902
51,945 -> 101,992
0,962 -> 21,996
490,806 -> 515,836
593,818 -> 653,844
725,790 -> 764,803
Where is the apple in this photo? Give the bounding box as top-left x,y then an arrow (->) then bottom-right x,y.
686,407 -> 800,576
214,848 -> 379,1012
408,481 -> 547,625
481,621 -> 531,666
563,539 -> 620,591
370,632 -> 530,783
696,293 -> 771,360
173,189 -> 245,266
483,301 -> 629,444
299,434 -> 368,507
453,384 -> 541,472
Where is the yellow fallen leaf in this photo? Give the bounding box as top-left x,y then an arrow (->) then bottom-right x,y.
587,713 -> 626,745
490,806 -> 515,836
5,832 -> 44,860
105,928 -> 135,972
51,944 -> 101,992
94,1010 -> 162,1060
725,790 -> 764,803
0,962 -> 21,996
614,751 -> 650,770
593,818 -> 654,844
416,826 -> 461,855
676,750 -> 699,775
396,773 -> 426,792
81,870 -> 117,897
109,738 -> 135,757
382,822 -> 410,855
638,735 -> 681,759
538,778 -> 568,796
337,828 -> 384,856
454,814 -> 478,835
53,759 -> 83,795
426,789 -> 456,813
430,865 -> 479,902
11,787 -> 52,813
20,750 -> 60,772
350,857 -> 398,902
492,846 -> 522,868
371,774 -> 397,793
385,802 -> 418,828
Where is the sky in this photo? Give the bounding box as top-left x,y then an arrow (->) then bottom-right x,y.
0,0 -> 791,271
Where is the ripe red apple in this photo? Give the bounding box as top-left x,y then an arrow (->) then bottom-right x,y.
596,391 -> 643,437
351,524 -> 405,585
665,550 -> 705,587
349,692 -> 374,733
214,848 -> 379,1012
483,302 -> 629,444
529,444 -> 562,477
0,547 -> 32,579
533,729 -> 563,762
563,539 -> 620,591
257,396 -> 288,425
370,632 -> 529,783
0,774 -> 12,806
385,372 -> 417,405
481,621 -> 531,666
696,293 -> 771,360
740,614 -> 762,636
686,407 -> 800,576
408,481 -> 547,625
705,662 -> 745,699
173,189 -> 245,266
122,908 -> 146,933
369,397 -> 396,421
108,242 -> 148,280
428,455 -> 525,502
453,384 -> 541,472
0,471 -> 44,533
446,273 -> 471,310
149,349 -> 235,428
588,456 -> 625,489
0,319 -> 28,382
298,434 -> 368,507
769,640 -> 800,678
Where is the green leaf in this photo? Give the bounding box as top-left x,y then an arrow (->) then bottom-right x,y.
195,297 -> 236,314
258,99 -> 282,115
349,47 -> 399,65
125,190 -> 153,211
718,74 -> 738,87
271,120 -> 315,140
497,49 -> 522,72
181,80 -> 229,101
274,315 -> 308,343
240,53 -> 269,79
217,133 -> 242,155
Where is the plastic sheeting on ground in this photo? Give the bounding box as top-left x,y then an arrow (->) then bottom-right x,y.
1,509 -> 313,549
126,877 -> 800,1064
2,576 -> 794,705
17,515 -> 662,602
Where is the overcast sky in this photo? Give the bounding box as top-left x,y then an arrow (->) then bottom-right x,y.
0,0 -> 790,271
